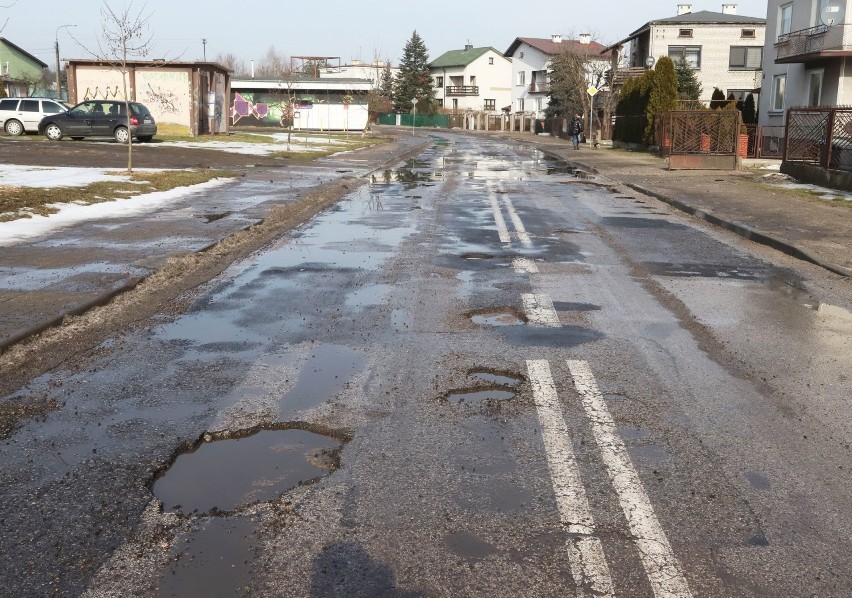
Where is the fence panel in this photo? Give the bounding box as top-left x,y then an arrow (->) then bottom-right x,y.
658,111 -> 740,155
785,109 -> 829,165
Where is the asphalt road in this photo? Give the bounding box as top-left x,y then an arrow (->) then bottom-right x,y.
1,132 -> 851,597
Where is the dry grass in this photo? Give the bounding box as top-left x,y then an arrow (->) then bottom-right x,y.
0,169 -> 235,222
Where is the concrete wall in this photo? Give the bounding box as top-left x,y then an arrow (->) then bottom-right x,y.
135,68 -> 191,127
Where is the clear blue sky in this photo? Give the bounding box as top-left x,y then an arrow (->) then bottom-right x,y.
3,0 -> 769,67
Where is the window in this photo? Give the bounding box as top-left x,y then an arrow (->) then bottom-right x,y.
806,69 -> 824,106
517,71 -> 526,85
435,76 -> 443,88
668,45 -> 702,69
470,76 -> 477,86
519,51 -> 524,58
741,28 -> 756,38
0,99 -> 18,111
484,99 -> 496,110
727,89 -> 752,102
772,74 -> 786,111
20,100 -> 39,112
679,28 -> 693,37
489,57 -> 494,65
536,98 -> 543,111
518,98 -> 524,112
729,46 -> 763,69
779,3 -> 793,38
42,101 -> 64,114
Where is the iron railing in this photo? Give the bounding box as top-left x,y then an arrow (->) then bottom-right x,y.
775,24 -> 852,61
445,86 -> 479,96
528,82 -> 550,94
785,106 -> 852,171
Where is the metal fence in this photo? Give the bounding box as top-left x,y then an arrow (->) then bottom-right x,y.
784,106 -> 852,171
656,110 -> 741,155
743,124 -> 786,159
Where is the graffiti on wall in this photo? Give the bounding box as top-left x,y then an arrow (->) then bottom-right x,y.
83,86 -> 123,100
231,92 -> 270,125
143,83 -> 179,114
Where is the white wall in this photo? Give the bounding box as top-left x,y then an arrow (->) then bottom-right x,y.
135,68 -> 191,127
510,42 -> 551,116
433,49 -> 512,112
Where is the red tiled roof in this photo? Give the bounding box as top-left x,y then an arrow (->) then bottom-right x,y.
505,37 -> 610,57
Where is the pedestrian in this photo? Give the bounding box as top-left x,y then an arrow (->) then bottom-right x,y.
570,113 -> 584,150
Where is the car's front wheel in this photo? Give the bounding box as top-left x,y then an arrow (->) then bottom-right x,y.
114,126 -> 129,144
4,119 -> 24,136
44,123 -> 63,141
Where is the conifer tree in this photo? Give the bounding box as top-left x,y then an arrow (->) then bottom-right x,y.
743,93 -> 757,124
379,65 -> 394,100
393,31 -> 436,113
674,57 -> 701,101
645,56 -> 678,143
710,87 -> 726,109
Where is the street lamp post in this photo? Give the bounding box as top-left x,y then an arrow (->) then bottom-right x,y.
411,98 -> 417,135
55,24 -> 77,101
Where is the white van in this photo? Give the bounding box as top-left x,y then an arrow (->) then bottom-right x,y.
0,97 -> 70,136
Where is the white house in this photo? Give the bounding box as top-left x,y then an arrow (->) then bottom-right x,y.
759,0 -> 852,127
320,60 -> 399,89
428,45 -> 512,113
613,4 -> 766,102
504,35 -> 609,117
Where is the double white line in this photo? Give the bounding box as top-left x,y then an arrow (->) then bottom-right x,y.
527,359 -> 693,598
488,182 -> 532,247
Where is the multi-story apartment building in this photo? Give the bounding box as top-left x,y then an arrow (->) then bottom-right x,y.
504,35 -> 608,117
759,0 -> 852,126
614,4 -> 766,102
429,45 -> 512,113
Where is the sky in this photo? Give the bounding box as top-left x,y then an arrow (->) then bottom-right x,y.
3,0 -> 769,69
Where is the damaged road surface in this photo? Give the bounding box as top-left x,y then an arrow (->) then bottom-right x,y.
1,132 -> 852,596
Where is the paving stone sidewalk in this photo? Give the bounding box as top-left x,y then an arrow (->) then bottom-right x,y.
497,132 -> 852,279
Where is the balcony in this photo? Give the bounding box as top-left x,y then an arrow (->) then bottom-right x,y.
528,82 -> 550,94
445,86 -> 479,96
775,24 -> 852,63
611,66 -> 648,86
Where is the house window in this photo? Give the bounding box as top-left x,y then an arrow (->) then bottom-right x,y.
435,76 -> 443,88
517,71 -> 526,85
489,57 -> 494,65
518,98 -> 524,112
668,45 -> 702,69
741,28 -> 756,38
729,46 -> 763,70
678,28 -> 693,37
806,69 -> 824,106
519,51 -> 524,58
484,99 -> 496,110
779,3 -> 793,39
536,98 -> 543,111
727,89 -> 752,101
470,75 -> 477,86
772,74 -> 786,111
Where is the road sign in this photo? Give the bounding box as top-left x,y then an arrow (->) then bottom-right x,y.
587,86 -> 598,97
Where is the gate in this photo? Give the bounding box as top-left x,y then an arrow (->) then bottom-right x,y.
785,106 -> 852,171
657,110 -> 741,170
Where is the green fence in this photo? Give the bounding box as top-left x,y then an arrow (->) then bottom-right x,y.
378,113 -> 449,128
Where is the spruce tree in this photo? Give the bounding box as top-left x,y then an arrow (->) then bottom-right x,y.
379,65 -> 395,101
743,93 -> 757,124
674,57 -> 701,102
645,56 -> 679,143
710,87 -> 726,109
394,31 -> 436,113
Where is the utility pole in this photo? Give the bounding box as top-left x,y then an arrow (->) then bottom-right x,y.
55,24 -> 76,101
202,38 -> 207,61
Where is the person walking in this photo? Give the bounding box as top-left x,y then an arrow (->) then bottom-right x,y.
570,113 -> 584,150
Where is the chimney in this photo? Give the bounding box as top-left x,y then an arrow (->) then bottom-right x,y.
551,34 -> 563,44
677,4 -> 693,15
579,33 -> 592,45
464,43 -> 473,51
722,3 -> 737,14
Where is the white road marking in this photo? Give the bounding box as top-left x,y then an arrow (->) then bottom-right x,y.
527,360 -> 616,597
567,360 -> 693,598
522,293 -> 561,327
488,187 -> 512,244
513,258 -> 539,274
501,193 -> 533,247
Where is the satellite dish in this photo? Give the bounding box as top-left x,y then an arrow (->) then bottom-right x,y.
821,2 -> 845,26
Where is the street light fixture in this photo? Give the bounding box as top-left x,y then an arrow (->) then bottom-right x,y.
55,24 -> 77,101
411,97 -> 417,135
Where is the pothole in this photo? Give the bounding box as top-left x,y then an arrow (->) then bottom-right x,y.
197,211 -> 232,223
468,307 -> 526,326
468,370 -> 524,387
152,426 -> 345,515
444,387 -> 516,405
461,253 -> 494,260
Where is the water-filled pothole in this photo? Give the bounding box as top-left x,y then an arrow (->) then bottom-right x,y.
468,370 -> 524,387
153,428 -> 344,515
468,308 -> 526,327
445,388 -> 516,405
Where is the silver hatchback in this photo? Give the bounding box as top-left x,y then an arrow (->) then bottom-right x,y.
0,97 -> 70,136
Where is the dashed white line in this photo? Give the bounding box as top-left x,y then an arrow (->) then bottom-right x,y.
513,258 -> 539,274
522,293 -> 561,327
567,360 -> 693,598
487,188 -> 512,244
500,193 -> 533,247
527,360 -> 616,597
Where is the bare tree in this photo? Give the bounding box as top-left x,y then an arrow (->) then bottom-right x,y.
255,46 -> 286,79
213,52 -> 249,77
0,1 -> 15,34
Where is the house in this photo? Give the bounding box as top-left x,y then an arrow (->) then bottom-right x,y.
759,0 -> 852,127
66,59 -> 231,135
428,45 -> 512,113
320,60 -> 399,89
230,77 -> 371,131
609,4 -> 766,102
504,35 -> 609,117
0,38 -> 48,97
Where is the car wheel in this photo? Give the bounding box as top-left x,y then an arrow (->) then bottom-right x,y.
4,119 -> 24,136
137,135 -> 153,142
70,137 -> 84,141
45,123 -> 63,141
114,126 -> 129,144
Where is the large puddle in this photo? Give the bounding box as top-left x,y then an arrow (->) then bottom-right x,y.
445,388 -> 516,405
153,428 -> 343,515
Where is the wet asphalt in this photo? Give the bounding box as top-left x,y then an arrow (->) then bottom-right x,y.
1,132 -> 851,597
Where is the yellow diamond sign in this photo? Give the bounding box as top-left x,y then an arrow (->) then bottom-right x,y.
587,86 -> 598,96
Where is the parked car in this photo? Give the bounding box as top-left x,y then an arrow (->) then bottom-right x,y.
38,100 -> 157,143
0,97 -> 70,136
